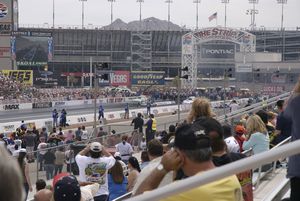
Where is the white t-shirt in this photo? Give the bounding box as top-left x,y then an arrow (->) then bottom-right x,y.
75,155 -> 116,196
139,141 -> 147,151
225,136 -> 240,153
81,130 -> 89,141
132,157 -> 173,195
116,142 -> 133,161
230,103 -> 239,112
37,142 -> 48,155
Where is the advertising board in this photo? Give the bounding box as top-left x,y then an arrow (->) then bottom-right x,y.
110,71 -> 130,87
1,70 -> 33,85
131,71 -> 165,86
201,44 -> 235,59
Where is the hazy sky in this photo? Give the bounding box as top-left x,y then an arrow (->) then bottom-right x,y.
18,0 -> 300,29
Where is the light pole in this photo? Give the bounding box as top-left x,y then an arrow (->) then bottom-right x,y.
108,0 -> 116,25
246,0 -> 259,30
193,0 -> 201,30
178,67 -> 189,122
165,0 -> 173,75
137,0 -> 144,27
52,0 -> 55,28
221,0 -> 229,28
277,0 -> 287,31
79,0 -> 87,29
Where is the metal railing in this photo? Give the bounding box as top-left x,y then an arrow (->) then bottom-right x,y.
127,139 -> 300,201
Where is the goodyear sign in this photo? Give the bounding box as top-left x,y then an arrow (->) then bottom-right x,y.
131,71 -> 165,86
1,70 -> 33,85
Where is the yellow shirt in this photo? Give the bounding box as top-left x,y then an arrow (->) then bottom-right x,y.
161,175 -> 243,201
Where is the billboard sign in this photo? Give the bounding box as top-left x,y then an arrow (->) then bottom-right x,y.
236,64 -> 252,73
110,71 -> 130,87
262,85 -> 285,95
131,71 -> 165,86
201,44 -> 235,59
0,0 -> 11,22
271,74 -> 286,84
16,36 -> 49,67
1,70 -> 33,85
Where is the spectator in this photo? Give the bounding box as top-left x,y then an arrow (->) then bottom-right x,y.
52,109 -> 59,128
113,152 -> 128,176
65,149 -> 76,173
36,179 -> 47,191
145,114 -> 156,144
134,124 -> 243,201
229,99 -> 239,112
139,137 -> 147,151
60,109 -> 67,127
283,78 -> 300,201
23,129 -> 36,163
127,156 -> 141,192
146,101 -> 151,115
75,142 -> 116,201
75,127 -> 83,141
234,125 -> 246,153
17,149 -> 33,200
187,98 -> 214,123
57,127 -> 64,136
34,179 -> 52,201
124,103 -> 129,119
37,138 -> 48,171
140,151 -> 150,169
99,105 -> 104,120
20,120 -> 27,131
108,161 -> 128,201
223,125 -> 240,153
161,124 -> 176,144
81,126 -> 89,141
44,148 -> 56,180
256,110 -> 276,146
34,189 -> 52,201
53,175 -> 81,201
0,146 -> 24,201
64,130 -> 75,143
132,139 -> 173,195
40,127 -> 48,142
274,100 -> 292,145
115,135 -> 133,164
131,113 -> 144,150
243,115 -> 269,155
54,147 -> 65,175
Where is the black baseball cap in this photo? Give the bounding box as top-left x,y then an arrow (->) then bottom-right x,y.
174,124 -> 211,150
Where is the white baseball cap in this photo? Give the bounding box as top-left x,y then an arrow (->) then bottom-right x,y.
90,142 -> 102,152
114,152 -> 121,158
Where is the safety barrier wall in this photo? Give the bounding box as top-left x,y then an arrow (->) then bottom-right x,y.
0,98 -> 249,133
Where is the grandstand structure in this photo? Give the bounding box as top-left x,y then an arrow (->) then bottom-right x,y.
13,18 -> 300,87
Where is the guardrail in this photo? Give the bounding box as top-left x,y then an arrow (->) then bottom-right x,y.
128,139 -> 300,201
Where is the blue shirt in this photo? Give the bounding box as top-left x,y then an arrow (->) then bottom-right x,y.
108,174 -> 128,201
284,94 -> 300,178
243,132 -> 269,155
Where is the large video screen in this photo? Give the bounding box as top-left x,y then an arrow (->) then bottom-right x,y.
16,36 -> 48,67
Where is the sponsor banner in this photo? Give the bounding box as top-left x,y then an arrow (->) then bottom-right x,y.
0,46 -> 10,57
201,44 -> 235,59
0,0 -> 12,23
16,36 -> 49,67
131,71 -> 165,86
193,27 -> 255,47
0,22 -> 11,35
1,70 -> 33,85
53,101 -> 66,107
12,31 -> 52,37
32,102 -> 52,109
236,64 -> 252,73
110,71 -> 130,87
48,37 -> 53,61
262,85 -> 285,95
3,124 -> 15,132
0,103 -> 32,111
271,74 -> 286,84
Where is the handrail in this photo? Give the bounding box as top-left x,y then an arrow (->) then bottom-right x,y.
127,139 -> 300,201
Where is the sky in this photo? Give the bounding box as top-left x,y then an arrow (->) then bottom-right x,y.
18,0 -> 300,29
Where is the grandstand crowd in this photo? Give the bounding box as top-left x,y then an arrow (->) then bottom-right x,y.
0,71 -> 258,104
1,75 -> 299,201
